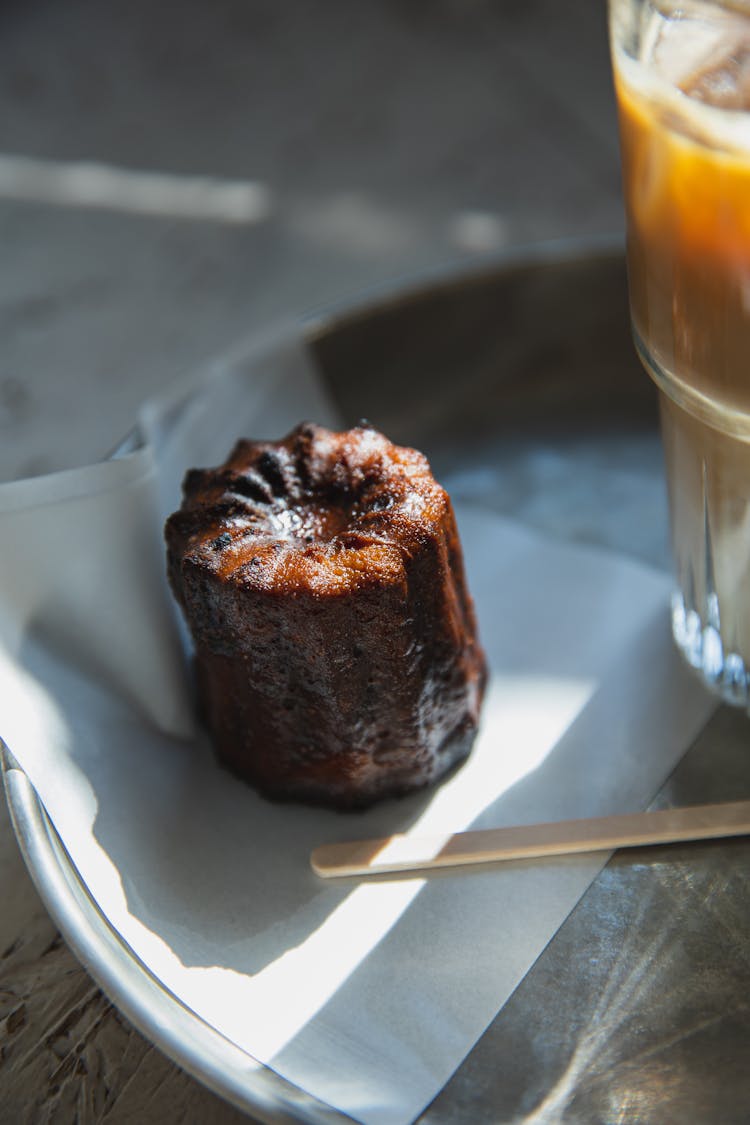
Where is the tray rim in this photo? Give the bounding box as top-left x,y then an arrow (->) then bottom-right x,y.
302,231 -> 624,342
0,739 -> 355,1125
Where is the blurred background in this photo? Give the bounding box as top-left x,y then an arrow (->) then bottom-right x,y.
0,0 -> 622,482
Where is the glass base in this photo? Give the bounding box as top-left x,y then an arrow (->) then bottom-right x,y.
671,590 -> 749,707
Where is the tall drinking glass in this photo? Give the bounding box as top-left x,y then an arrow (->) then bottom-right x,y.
610,0 -> 750,705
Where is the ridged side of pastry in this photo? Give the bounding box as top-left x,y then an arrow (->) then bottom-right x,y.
165,422 -> 486,809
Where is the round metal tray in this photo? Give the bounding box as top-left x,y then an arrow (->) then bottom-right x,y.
5,240 -> 750,1124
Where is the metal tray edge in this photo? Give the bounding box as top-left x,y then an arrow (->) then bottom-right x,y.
1,740 -> 356,1125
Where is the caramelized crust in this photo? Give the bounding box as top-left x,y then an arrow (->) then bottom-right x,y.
165,422 -> 487,809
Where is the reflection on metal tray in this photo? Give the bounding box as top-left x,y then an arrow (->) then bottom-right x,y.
5,241 -> 750,1125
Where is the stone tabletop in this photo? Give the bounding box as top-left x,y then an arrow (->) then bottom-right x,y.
0,2 -> 628,1121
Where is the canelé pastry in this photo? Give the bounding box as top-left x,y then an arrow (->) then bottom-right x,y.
165,422 -> 486,809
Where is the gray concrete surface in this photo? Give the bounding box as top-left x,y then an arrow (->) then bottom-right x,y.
0,0 -> 623,481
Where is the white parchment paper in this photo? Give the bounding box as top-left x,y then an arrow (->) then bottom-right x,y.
0,331 -> 716,1125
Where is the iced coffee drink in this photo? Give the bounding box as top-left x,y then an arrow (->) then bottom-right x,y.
610,0 -> 750,703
